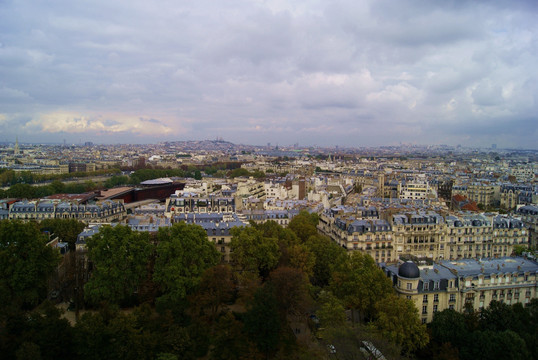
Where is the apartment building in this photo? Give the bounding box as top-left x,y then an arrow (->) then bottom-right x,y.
399,177 -> 436,200
321,208 -> 530,262
8,200 -> 126,223
318,207 -> 395,263
517,205 -> 538,249
466,182 -> 499,207
499,184 -> 534,210
381,257 -> 538,323
391,212 -> 448,260
164,194 -> 235,216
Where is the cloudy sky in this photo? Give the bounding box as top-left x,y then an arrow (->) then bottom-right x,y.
1,0 -> 537,148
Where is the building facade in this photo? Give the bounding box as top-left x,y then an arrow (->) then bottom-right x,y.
382,257 -> 538,323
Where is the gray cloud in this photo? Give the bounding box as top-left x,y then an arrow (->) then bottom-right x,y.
0,0 -> 536,148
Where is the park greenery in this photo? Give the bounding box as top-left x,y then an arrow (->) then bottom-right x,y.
0,213 -> 536,359
0,168 -> 121,188
0,162 -> 247,199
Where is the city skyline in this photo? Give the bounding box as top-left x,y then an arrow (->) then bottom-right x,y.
1,0 -> 537,149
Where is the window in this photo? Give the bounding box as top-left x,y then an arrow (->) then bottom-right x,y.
434,294 -> 439,302
449,294 -> 456,302
407,283 -> 412,290
423,282 -> 429,291
422,306 -> 427,315
449,305 -> 454,310
433,305 -> 438,313
423,295 -> 428,303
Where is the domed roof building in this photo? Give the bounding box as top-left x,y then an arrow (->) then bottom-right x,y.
398,261 -> 420,279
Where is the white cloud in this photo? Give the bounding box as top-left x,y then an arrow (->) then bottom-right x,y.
23,111 -> 177,136
0,0 -> 536,147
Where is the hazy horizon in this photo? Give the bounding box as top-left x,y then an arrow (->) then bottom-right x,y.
1,0 -> 537,149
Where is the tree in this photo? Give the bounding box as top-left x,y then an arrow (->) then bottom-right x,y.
104,175 -> 130,189
478,300 -> 514,332
74,308 -> 162,360
268,267 -> 310,318
22,302 -> 76,359
243,285 -> 281,357
512,244 -> 527,256
429,309 -> 468,350
288,211 -> 319,243
7,183 -> 36,199
287,244 -> 315,277
467,330 -> 529,360
153,223 -> 220,309
230,226 -> 280,280
84,225 -> 152,306
374,295 -> 429,354
210,313 -> 248,360
40,218 -> 86,251
228,168 -> 250,178
0,221 -> 60,309
304,234 -> 346,287
330,252 -> 393,321
316,291 -> 346,328
189,264 -> 235,323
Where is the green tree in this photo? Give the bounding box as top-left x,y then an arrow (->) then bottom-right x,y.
468,330 -> 529,360
268,266 -> 311,317
189,264 -> 235,323
512,244 -> 527,256
479,300 -> 514,332
316,291 -> 346,328
243,285 -> 281,357
74,308 -> 162,360
288,211 -> 319,243
7,183 -> 36,198
40,218 -> 86,251
230,226 -> 280,280
154,223 -> 220,309
228,168 -> 250,178
104,175 -> 130,189
49,180 -> 65,194
0,221 -> 60,309
305,234 -> 346,287
374,295 -> 429,354
287,244 -> 315,277
330,252 -> 393,321
429,309 -> 469,350
210,312 -> 248,360
84,225 -> 152,306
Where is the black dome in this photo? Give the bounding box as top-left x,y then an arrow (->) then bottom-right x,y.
398,261 -> 420,278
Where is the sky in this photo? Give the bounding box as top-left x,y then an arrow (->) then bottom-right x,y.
1,0 -> 537,148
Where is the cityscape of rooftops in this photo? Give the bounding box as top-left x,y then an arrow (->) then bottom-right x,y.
1,1 -> 537,359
